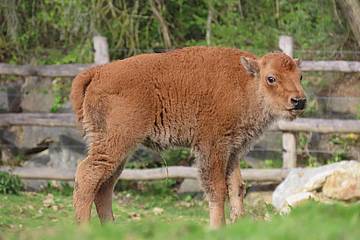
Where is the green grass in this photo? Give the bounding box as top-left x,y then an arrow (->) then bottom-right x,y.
0,183 -> 359,240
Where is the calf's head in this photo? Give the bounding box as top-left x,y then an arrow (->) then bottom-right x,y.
240,52 -> 306,120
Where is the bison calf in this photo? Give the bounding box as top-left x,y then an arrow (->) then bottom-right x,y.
70,46 -> 305,228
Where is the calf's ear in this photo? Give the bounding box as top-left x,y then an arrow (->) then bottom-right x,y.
240,57 -> 260,76
294,58 -> 301,67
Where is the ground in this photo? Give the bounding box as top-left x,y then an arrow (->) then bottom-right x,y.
0,181 -> 359,240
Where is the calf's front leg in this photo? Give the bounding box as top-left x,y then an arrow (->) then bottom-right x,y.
197,147 -> 228,229
226,157 -> 246,223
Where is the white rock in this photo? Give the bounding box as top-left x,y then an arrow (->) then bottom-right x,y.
272,161 -> 360,210
279,192 -> 316,214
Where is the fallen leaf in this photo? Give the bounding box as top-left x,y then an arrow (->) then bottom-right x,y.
43,194 -> 55,208
153,207 -> 164,215
38,208 -> 43,215
177,201 -> 194,208
129,212 -> 141,221
24,192 -> 37,197
264,213 -> 272,221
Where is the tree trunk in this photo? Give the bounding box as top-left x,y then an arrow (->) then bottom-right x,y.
336,0 -> 360,47
206,5 -> 214,45
149,0 -> 172,49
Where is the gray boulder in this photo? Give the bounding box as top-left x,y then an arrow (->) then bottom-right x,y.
20,76 -> 54,112
23,149 -> 50,167
2,126 -> 84,151
0,79 -> 22,112
178,179 -> 201,194
47,135 -> 87,169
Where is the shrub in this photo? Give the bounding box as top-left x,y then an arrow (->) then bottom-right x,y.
42,181 -> 73,196
0,172 -> 23,194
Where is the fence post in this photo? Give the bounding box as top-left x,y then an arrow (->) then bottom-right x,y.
279,35 -> 293,57
282,132 -> 297,168
93,35 -> 110,64
279,35 -> 295,168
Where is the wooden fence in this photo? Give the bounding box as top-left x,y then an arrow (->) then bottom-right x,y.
0,35 -> 360,182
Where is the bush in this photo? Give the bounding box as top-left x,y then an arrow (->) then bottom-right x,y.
41,181 -> 73,196
0,172 -> 23,194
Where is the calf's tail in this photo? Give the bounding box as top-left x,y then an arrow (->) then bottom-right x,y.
70,67 -> 97,123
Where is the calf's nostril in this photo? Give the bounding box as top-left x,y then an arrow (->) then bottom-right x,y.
290,97 -> 306,110
298,98 -> 306,109
291,97 -> 299,106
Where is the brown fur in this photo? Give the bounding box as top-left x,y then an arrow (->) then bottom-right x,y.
70,46 -> 305,228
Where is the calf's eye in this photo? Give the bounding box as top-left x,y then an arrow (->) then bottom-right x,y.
300,75 -> 303,81
266,76 -> 276,85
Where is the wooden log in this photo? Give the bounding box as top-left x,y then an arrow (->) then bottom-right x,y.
0,63 -> 94,77
120,166 -> 198,180
0,166 -> 290,182
93,35 -> 110,64
1,114 -> 360,134
1,60 -> 360,76
279,35 -> 294,57
0,64 -> 35,76
0,113 -> 76,127
282,132 -> 297,168
272,118 -> 360,133
301,60 -> 360,72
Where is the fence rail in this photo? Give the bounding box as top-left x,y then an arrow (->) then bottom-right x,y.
0,63 -> 93,77
1,61 -> 360,77
0,166 -> 289,182
1,113 -> 360,133
1,112 -> 360,173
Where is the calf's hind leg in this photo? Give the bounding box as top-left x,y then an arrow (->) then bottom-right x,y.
94,163 -> 125,223
73,132 -> 139,224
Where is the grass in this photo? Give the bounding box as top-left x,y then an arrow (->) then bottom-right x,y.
0,181 -> 359,240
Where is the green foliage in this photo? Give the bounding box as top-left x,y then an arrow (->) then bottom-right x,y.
297,132 -> 309,150
115,179 -> 178,194
126,148 -> 192,170
326,134 -> 360,164
263,159 -> 282,168
50,78 -> 71,113
41,181 -> 73,196
302,96 -> 319,117
297,132 -> 320,167
328,149 -> 347,164
298,132 -> 356,167
307,155 -> 319,167
0,172 -> 23,195
356,104 -> 360,120
50,95 -> 63,113
239,159 -> 252,169
0,0 -> 352,64
161,148 -> 191,166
